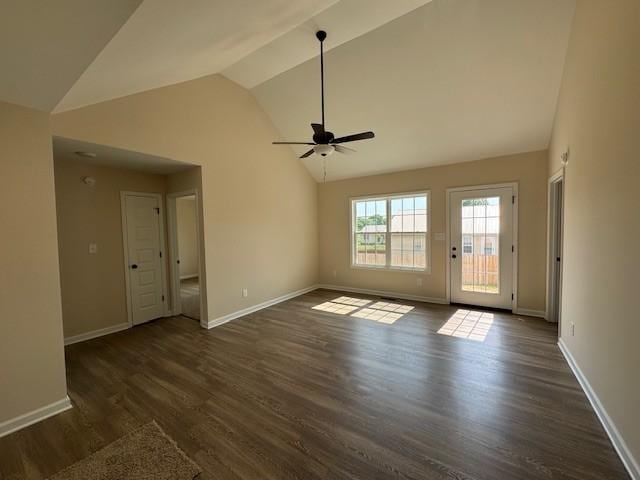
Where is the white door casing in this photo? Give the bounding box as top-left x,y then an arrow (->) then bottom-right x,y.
449,185 -> 515,310
122,193 -> 166,325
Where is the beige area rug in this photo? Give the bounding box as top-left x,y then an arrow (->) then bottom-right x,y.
48,421 -> 201,480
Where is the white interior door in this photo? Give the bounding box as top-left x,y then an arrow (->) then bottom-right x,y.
450,186 -> 514,309
124,194 -> 165,325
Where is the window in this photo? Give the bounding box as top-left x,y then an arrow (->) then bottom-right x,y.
352,192 -> 429,271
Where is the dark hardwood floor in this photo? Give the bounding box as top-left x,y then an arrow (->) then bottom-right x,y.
0,289 -> 629,479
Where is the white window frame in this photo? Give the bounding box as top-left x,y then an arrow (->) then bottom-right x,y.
350,191 -> 431,273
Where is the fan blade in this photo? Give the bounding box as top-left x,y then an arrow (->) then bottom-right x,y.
332,131 -> 375,144
300,149 -> 315,158
273,141 -> 315,145
311,123 -> 325,135
334,145 -> 356,154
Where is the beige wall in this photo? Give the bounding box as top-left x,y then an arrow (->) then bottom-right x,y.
0,101 -> 68,425
318,150 -> 548,312
52,74 -> 318,322
549,0 -> 640,469
53,157 -> 167,337
176,196 -> 198,278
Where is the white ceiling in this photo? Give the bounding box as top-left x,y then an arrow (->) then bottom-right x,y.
54,0 -> 338,112
223,0 -> 432,89
0,0 -> 142,112
53,137 -> 195,175
254,0 -> 576,182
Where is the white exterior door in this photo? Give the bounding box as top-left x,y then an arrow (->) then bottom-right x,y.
124,194 -> 165,325
450,186 -> 514,309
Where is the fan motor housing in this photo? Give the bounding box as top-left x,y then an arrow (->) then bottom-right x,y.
314,130 -> 334,144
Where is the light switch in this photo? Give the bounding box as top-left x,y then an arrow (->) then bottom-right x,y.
89,243 -> 98,254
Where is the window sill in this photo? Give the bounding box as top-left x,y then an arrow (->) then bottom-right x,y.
350,264 -> 431,275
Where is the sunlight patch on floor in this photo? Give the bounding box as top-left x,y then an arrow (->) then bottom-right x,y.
437,309 -> 494,342
332,296 -> 372,307
312,296 -> 414,325
312,302 -> 360,315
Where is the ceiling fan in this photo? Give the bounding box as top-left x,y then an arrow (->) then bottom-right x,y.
272,30 -> 375,159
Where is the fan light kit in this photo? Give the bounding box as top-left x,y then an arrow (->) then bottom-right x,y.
273,30 -> 375,178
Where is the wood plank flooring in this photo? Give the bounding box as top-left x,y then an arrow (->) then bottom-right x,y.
0,289 -> 629,479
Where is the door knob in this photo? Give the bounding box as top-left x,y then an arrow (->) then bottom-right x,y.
451,254 -> 457,259
130,264 -> 138,269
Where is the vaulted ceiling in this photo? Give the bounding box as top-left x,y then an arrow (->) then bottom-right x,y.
1,0 -> 575,181
255,0 -> 576,181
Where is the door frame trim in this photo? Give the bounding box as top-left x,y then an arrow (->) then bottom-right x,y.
445,182 -> 519,312
545,168 -> 565,323
120,191 -> 170,327
166,189 -> 205,326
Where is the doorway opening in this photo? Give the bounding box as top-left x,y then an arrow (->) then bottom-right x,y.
168,190 -> 203,322
547,171 -> 564,327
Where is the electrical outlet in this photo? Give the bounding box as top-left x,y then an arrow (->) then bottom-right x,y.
242,288 -> 248,298
88,243 -> 98,254
417,277 -> 423,287
571,322 -> 575,336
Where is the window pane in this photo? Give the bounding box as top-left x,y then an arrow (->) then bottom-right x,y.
402,214 -> 414,231
376,234 -> 386,266
391,208 -> 402,232
355,234 -> 366,265
415,196 -> 427,211
391,198 -> 402,215
473,201 -> 486,218
460,196 -> 500,294
402,197 -> 414,213
415,214 -> 427,233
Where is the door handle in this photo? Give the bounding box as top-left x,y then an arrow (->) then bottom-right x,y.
130,264 -> 138,269
451,254 -> 457,259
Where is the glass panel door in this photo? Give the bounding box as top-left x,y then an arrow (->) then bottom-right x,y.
450,187 -> 514,310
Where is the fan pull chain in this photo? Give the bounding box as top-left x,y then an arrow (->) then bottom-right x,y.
323,157 -> 327,183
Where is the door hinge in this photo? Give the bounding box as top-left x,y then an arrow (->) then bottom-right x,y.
159,251 -> 162,258
511,293 -> 514,300
512,195 -> 515,204
162,295 -> 165,301
512,245 -> 514,253
154,207 -> 160,214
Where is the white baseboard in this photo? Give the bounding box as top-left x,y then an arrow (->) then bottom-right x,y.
0,396 -> 72,438
514,308 -> 547,319
64,322 -> 130,346
558,338 -> 639,480
179,274 -> 198,280
206,285 -> 319,329
317,284 -> 448,305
